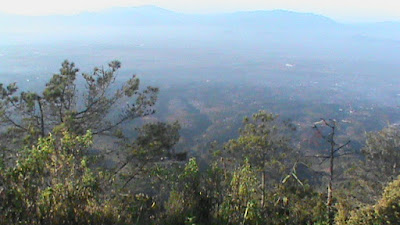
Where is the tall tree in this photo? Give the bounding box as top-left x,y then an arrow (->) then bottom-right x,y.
0,60 -> 158,149
312,119 -> 351,225
224,110 -> 295,207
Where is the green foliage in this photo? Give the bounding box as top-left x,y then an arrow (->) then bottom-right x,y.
362,125 -> 400,187
0,131 -> 155,225
219,159 -> 262,224
345,176 -> 400,224
344,125 -> 400,205
135,121 -> 181,158
0,131 -> 95,224
164,158 -> 213,225
113,121 -> 182,190
266,178 -> 328,224
362,126 -> 400,177
226,111 -> 287,162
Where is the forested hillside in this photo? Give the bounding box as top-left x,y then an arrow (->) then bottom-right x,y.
1,60 -> 400,224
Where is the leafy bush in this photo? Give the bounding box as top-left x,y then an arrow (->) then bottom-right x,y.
0,130 -> 156,225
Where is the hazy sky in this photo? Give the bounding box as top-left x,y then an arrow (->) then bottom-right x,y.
1,0 -> 400,22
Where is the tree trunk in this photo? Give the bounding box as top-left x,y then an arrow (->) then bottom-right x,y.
37,97 -> 45,137
327,133 -> 335,225
261,170 -> 266,208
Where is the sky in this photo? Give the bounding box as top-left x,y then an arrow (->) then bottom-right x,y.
1,0 -> 400,22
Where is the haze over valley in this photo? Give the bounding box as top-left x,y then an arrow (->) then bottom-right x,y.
2,6 -> 400,154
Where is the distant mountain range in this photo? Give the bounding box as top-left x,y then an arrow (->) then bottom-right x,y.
1,5 -> 400,44
1,5 -> 338,28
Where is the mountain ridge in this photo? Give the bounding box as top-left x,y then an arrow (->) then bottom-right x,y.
1,5 -> 399,25
0,5 -> 341,30
2,5 -> 400,44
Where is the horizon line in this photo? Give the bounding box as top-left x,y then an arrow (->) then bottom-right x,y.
1,4 -> 399,24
